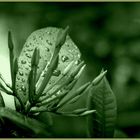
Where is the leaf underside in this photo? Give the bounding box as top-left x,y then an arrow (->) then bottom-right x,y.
87,75 -> 117,138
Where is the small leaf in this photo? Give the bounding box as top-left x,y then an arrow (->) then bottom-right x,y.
0,107 -> 52,137
87,74 -> 117,138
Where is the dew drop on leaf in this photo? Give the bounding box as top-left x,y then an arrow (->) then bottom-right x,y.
75,59 -> 81,65
61,55 -> 69,62
19,88 -> 22,92
46,31 -> 51,35
78,54 -> 81,59
21,60 -> 26,64
22,78 -> 25,82
45,59 -> 48,62
46,47 -> 50,52
25,67 -> 29,70
27,48 -> 33,52
26,45 -> 29,48
21,85 -> 26,92
65,42 -> 69,47
39,36 -> 43,40
53,69 -> 61,76
46,40 -> 52,46
19,71 -> 23,76
33,36 -> 36,40
25,53 -> 31,58
17,76 -> 20,80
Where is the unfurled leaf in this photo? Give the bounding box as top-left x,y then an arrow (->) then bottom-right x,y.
87,74 -> 117,138
0,107 -> 52,137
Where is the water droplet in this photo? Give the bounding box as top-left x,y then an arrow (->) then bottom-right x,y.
46,47 -> 50,52
21,85 -> 26,92
61,55 -> 69,62
75,59 -> 81,65
56,90 -> 61,95
19,88 -> 22,92
27,48 -> 33,52
46,40 -> 52,46
45,59 -> 48,62
78,54 -> 81,58
22,78 -> 25,82
25,53 -> 31,58
33,36 -> 36,40
42,92 -> 46,96
19,71 -> 23,76
65,42 -> 69,47
39,36 -> 43,40
42,70 -> 47,77
21,60 -> 26,64
52,95 -> 56,98
26,45 -> 29,48
25,67 -> 29,70
53,70 -> 61,76
17,76 -> 20,80
46,31 -> 51,35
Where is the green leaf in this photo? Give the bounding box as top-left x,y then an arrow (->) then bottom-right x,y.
86,74 -> 117,138
0,107 -> 52,137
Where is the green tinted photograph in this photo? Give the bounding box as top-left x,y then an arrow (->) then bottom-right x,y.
0,2 -> 139,138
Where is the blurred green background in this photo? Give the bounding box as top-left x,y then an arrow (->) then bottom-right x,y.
1,2 -> 140,137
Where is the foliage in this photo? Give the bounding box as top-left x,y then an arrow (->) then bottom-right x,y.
0,26 -> 117,137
